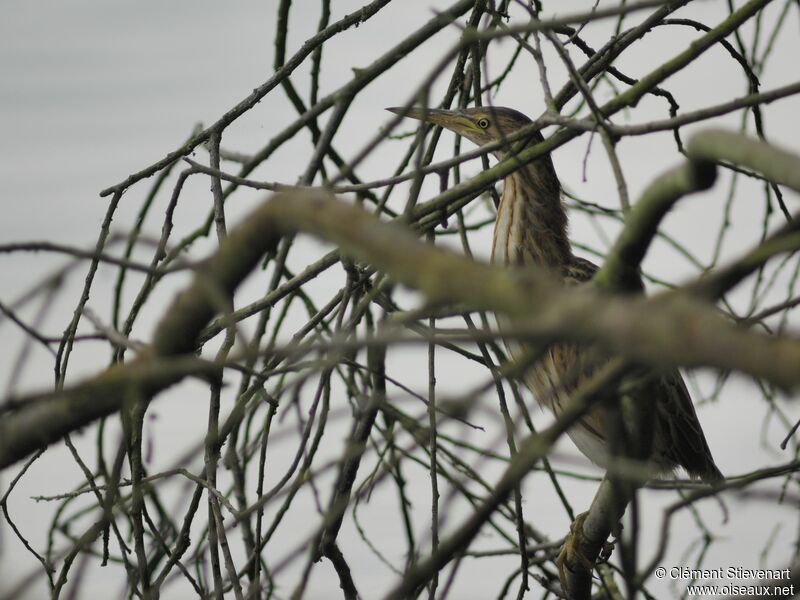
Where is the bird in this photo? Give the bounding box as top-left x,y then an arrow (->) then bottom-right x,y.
387,104 -> 723,484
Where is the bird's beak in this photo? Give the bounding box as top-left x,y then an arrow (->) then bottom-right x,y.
386,106 -> 473,132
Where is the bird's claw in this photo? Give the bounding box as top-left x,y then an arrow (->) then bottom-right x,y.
555,512 -> 594,592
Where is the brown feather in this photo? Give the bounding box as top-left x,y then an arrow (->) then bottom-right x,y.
389,104 -> 723,482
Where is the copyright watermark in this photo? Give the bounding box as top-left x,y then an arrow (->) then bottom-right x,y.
654,566 -> 794,597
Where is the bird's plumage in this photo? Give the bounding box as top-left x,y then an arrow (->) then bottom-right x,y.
389,104 -> 722,482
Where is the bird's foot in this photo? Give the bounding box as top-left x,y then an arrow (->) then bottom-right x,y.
556,512 -> 595,593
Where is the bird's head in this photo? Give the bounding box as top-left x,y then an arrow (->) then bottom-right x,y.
386,105 -> 538,158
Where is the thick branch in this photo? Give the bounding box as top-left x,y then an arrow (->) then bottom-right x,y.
688,129 -> 800,194
593,158 -> 716,291
0,357 -> 221,470
3,134 -> 800,468
594,129 -> 800,294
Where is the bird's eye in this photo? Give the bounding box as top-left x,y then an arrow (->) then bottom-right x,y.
477,118 -> 490,129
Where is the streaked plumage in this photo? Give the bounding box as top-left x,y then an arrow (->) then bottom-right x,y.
388,105 -> 722,482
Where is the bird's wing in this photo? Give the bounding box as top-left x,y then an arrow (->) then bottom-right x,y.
563,255 -> 722,481
657,372 -> 723,482
562,255 -> 599,284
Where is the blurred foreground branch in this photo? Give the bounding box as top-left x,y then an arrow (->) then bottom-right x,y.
2,130 -> 800,474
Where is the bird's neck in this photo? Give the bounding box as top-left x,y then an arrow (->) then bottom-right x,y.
491,160 -> 572,272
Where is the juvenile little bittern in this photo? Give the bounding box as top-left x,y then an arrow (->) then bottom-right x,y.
389,105 -> 722,482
